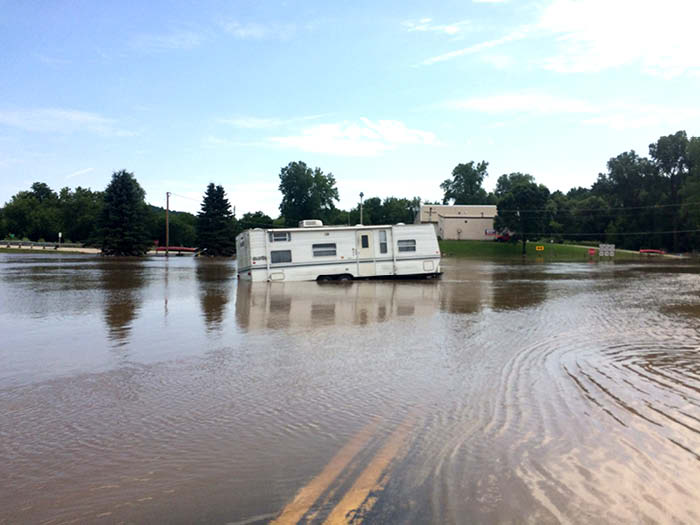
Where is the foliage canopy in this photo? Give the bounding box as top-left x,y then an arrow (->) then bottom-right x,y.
196,183 -> 236,256
278,161 -> 339,226
441,161 -> 492,205
100,170 -> 152,255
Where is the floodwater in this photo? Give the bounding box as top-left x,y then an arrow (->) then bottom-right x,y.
1,254 -> 699,524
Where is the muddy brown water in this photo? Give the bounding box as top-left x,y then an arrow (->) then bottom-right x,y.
1,253 -> 699,524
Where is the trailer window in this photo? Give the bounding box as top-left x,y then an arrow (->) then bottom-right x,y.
270,232 -> 291,242
397,239 -> 416,252
379,231 -> 388,254
361,235 -> 369,248
312,243 -> 336,257
270,250 -> 292,263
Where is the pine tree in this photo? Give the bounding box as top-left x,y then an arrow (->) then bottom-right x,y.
100,170 -> 151,255
196,183 -> 236,256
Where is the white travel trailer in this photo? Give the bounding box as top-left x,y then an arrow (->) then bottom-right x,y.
236,221 -> 441,282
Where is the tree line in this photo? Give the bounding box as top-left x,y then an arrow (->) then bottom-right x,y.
1,129 -> 698,255
490,131 -> 700,253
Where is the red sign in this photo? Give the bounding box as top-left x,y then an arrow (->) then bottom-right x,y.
588,248 -> 596,255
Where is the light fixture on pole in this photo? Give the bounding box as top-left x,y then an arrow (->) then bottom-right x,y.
359,192 -> 364,225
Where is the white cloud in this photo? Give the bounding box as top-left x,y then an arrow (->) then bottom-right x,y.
402,18 -> 471,36
583,104 -> 700,131
268,118 -> 438,157
480,54 -> 514,69
0,108 -> 135,136
219,117 -> 284,129
538,0 -> 700,77
130,31 -> 203,52
447,93 -> 596,114
419,29 -> 528,65
217,114 -> 328,129
222,21 -> 296,40
447,91 -> 700,131
202,136 -> 267,148
230,181 -> 280,216
415,0 -> 700,77
65,167 -> 95,179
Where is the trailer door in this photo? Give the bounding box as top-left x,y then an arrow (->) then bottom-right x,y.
355,231 -> 376,277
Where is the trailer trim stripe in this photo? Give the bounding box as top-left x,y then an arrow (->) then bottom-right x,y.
238,255 -> 440,273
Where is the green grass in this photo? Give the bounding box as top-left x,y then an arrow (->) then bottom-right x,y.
439,240 -> 641,261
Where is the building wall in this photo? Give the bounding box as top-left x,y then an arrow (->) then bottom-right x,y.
437,215 -> 496,240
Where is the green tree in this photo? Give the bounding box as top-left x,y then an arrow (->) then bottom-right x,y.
147,206 -> 197,247
441,161 -> 490,204
650,131 -> 689,251
381,196 -> 419,224
196,183 -> 236,256
59,186 -> 103,243
3,191 -> 39,240
494,172 -> 535,200
3,186 -> 60,241
591,151 -> 666,250
239,211 -> 273,230
100,170 -> 152,255
680,136 -> 700,249
495,178 -> 550,255
0,208 -> 7,239
278,161 -> 339,226
30,182 -> 58,203
2,182 -> 59,241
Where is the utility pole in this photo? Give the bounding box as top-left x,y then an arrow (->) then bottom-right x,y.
359,192 -> 364,225
165,192 -> 171,258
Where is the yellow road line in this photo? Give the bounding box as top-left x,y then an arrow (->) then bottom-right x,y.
323,416 -> 414,525
270,419 -> 380,525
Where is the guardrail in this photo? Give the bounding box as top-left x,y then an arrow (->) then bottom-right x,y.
1,240 -> 86,249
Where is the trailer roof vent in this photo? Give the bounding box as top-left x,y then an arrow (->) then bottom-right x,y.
298,219 -> 324,228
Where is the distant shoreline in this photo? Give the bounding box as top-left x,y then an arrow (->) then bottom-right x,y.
0,246 -> 101,254
0,246 -> 204,257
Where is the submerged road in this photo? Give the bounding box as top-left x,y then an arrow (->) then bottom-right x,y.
1,254 -> 699,523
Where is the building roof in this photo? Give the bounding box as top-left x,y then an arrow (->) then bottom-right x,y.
419,204 -> 497,222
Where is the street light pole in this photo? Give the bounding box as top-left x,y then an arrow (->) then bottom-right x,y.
359,192 -> 364,225
165,192 -> 171,258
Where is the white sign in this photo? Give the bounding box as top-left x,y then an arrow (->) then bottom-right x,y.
599,243 -> 615,257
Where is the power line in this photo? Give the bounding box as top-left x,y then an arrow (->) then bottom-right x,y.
499,200 -> 700,214
522,228 -> 700,237
169,192 -> 200,202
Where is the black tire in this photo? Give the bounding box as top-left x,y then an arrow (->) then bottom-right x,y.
337,274 -> 353,282
317,275 -> 333,282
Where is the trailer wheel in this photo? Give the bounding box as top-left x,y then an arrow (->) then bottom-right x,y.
317,275 -> 333,282
337,274 -> 353,282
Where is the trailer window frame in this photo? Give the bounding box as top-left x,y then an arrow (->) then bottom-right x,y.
379,231 -> 388,254
270,250 -> 292,263
397,239 -> 416,252
269,231 -> 291,242
312,243 -> 337,257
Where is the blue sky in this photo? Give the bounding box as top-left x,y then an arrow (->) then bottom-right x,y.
2,0 -> 699,216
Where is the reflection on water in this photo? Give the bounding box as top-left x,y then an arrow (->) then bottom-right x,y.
196,259 -> 235,331
101,260 -> 145,344
1,254 -> 700,524
235,280 -> 441,331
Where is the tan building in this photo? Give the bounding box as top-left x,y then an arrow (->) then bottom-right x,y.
417,204 -> 498,240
